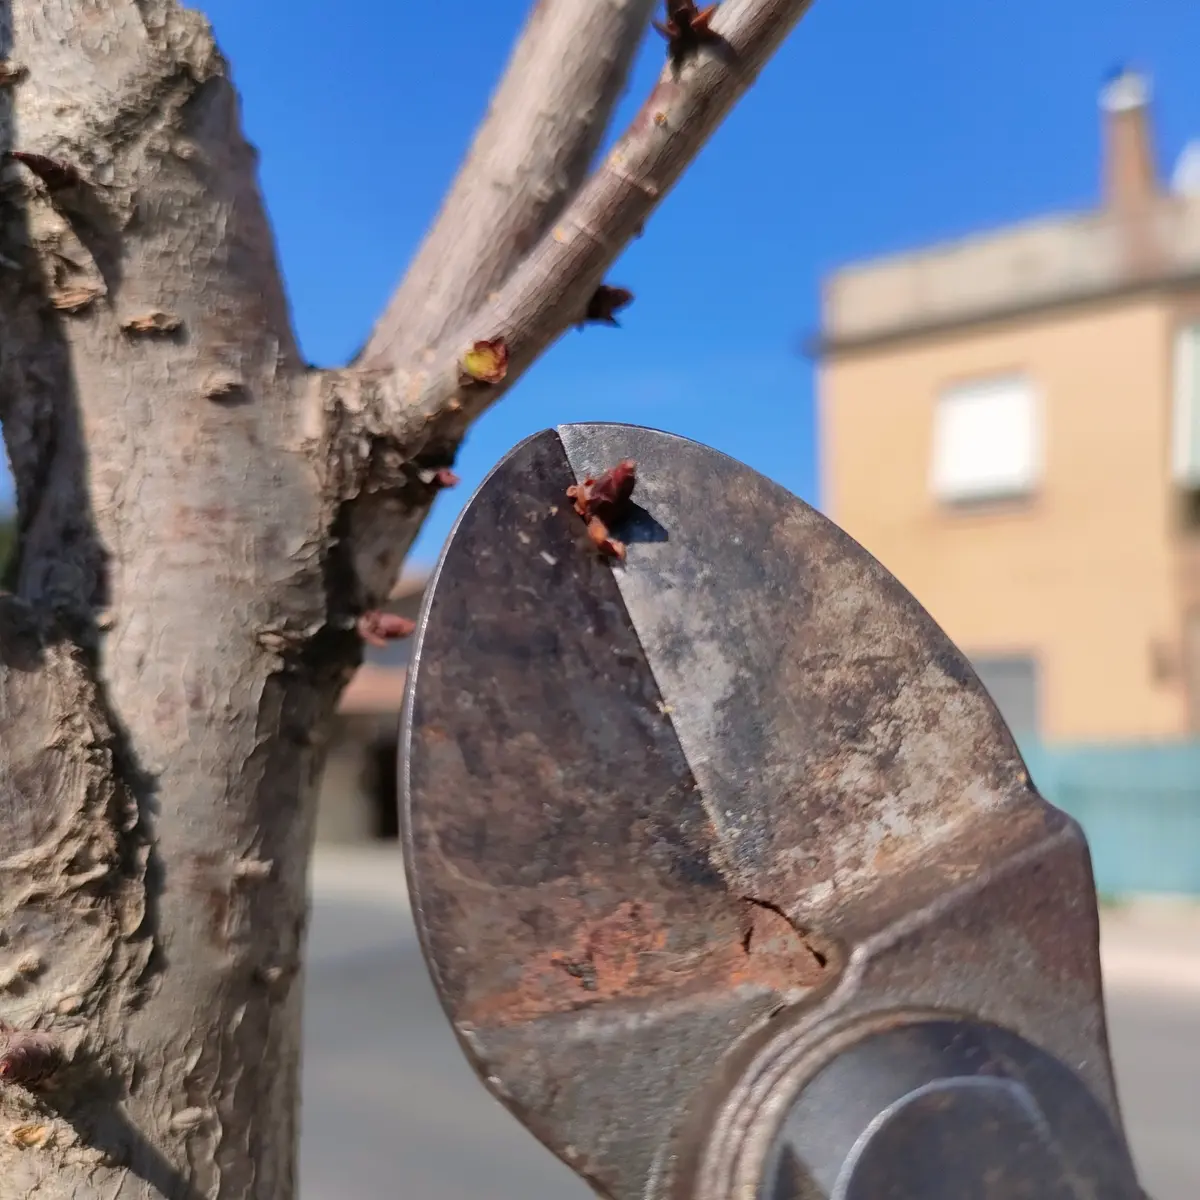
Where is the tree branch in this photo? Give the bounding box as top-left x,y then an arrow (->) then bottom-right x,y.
342,0 -> 816,469
360,0 -> 658,371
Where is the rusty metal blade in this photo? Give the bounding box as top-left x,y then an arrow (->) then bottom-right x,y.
401,424 -> 1115,1200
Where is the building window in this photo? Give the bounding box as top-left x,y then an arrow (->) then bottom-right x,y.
931,375 -> 1041,504
1173,323 -> 1200,488
969,654 -> 1041,738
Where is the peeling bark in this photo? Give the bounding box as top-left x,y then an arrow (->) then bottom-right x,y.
0,598 -> 154,1193
0,0 -> 813,1195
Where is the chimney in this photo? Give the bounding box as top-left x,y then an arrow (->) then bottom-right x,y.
1099,68 -> 1158,211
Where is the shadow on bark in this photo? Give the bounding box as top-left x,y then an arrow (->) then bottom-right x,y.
0,10 -> 193,1198
51,1060 -> 209,1200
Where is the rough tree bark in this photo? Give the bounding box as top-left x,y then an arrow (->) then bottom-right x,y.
0,0 -> 814,1195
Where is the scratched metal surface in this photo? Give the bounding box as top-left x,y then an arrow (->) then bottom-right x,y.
557,424 -> 1046,933
401,425 -> 1128,1200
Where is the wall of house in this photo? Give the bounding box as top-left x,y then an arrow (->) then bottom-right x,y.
316,715 -> 379,843
819,294 -> 1188,742
314,578 -> 423,843
315,713 -> 400,842
1170,292 -> 1200,734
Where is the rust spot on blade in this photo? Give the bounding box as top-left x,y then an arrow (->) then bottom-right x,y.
461,896 -> 834,1027
548,901 -> 666,997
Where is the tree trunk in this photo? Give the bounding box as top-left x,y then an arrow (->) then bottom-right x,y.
0,0 -> 813,1195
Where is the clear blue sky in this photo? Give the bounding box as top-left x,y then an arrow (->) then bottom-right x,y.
3,1 -> 1198,567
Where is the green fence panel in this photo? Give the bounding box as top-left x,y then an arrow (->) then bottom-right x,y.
1017,741 -> 1200,896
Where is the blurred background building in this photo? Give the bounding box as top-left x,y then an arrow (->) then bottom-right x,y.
817,69 -> 1200,893
316,571 -> 426,843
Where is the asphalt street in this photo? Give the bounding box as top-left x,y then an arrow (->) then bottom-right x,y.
300,876 -> 1199,1200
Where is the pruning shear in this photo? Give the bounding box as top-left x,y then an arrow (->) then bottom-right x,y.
400,424 -> 1147,1200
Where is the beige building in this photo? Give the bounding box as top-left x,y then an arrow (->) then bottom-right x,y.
818,71 -> 1200,744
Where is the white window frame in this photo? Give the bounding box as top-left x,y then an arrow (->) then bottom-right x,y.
1172,323 -> 1200,487
930,374 -> 1042,505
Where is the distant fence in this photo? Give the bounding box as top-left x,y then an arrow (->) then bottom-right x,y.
1017,740 -> 1200,897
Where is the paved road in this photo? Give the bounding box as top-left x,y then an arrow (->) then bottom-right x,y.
300,883 -> 1199,1200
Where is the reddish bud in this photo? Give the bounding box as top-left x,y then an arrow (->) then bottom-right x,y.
357,610 -> 417,648
566,460 -> 638,561
567,460 -> 637,523
459,338 -> 509,384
